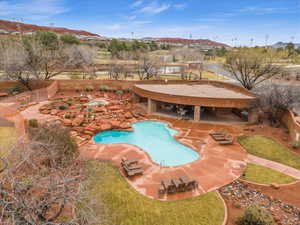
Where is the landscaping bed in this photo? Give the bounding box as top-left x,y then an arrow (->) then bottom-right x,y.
38,90 -> 146,146
241,163 -> 296,184
77,160 -> 225,225
220,181 -> 300,225
238,135 -> 300,170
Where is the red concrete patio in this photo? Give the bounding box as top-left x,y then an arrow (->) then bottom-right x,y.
80,118 -> 248,201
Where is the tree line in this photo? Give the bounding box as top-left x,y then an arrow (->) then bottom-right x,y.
0,31 -> 97,90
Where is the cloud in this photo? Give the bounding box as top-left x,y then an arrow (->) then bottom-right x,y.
133,20 -> 152,25
139,2 -> 171,15
125,15 -> 137,20
131,0 -> 143,8
174,3 -> 187,10
239,6 -> 286,14
0,0 -> 69,20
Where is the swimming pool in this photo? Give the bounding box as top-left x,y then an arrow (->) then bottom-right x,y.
93,121 -> 200,166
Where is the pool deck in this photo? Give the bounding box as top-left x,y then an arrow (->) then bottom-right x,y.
20,100 -> 249,201
81,116 -> 248,201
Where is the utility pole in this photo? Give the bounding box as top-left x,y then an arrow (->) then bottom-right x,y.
250,38 -> 254,47
265,34 -> 269,48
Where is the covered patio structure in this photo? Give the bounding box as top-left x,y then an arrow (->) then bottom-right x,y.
133,81 -> 256,124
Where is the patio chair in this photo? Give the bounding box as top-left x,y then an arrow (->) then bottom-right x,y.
180,176 -> 198,192
160,179 -> 177,194
186,180 -> 198,191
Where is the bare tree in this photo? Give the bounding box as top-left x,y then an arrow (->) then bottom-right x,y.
255,84 -> 294,126
0,36 -> 97,90
136,54 -> 162,80
0,38 -> 33,90
0,123 -> 81,225
225,50 -> 282,90
108,61 -> 125,80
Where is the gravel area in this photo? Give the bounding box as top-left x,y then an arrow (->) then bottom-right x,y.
220,181 -> 300,225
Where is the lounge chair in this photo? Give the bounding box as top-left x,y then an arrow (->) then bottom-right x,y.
219,135 -> 234,145
121,157 -> 138,167
123,164 -> 142,171
212,135 -> 227,141
124,166 -> 144,177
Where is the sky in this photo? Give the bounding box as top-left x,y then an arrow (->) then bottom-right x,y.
0,0 -> 300,46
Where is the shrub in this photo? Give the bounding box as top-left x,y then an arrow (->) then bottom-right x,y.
64,114 -> 71,119
28,123 -> 79,168
28,119 -> 38,128
58,105 -> 68,110
116,90 -> 124,95
85,86 -> 94,92
75,87 -> 81,92
291,141 -> 299,149
236,205 -> 275,225
123,88 -> 131,93
234,203 -> 242,209
113,88 -> 118,92
9,85 -> 24,94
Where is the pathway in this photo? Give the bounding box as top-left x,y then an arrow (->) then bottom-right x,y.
247,154 -> 300,180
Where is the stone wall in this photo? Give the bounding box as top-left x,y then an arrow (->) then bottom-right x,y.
0,104 -> 25,136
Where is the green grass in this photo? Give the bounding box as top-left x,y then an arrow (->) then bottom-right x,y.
0,126 -> 17,157
241,163 -> 296,184
77,161 -> 225,225
238,135 -> 300,170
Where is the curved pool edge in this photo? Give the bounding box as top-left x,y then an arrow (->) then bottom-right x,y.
92,119 -> 203,168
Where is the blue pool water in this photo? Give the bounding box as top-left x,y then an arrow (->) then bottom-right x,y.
93,121 -> 200,166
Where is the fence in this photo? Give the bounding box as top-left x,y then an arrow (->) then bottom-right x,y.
0,81 -> 58,136
0,81 -> 58,110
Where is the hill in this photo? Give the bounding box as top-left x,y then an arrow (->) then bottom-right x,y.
0,19 -> 100,38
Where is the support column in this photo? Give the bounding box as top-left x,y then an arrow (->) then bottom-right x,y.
147,98 -> 157,114
194,106 -> 201,121
132,93 -> 141,104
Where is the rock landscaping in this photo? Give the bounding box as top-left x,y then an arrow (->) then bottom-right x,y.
220,180 -> 300,225
39,92 -> 146,146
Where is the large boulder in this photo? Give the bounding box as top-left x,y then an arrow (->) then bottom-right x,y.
120,122 -> 131,129
110,120 -> 121,129
94,106 -> 107,113
101,123 -> 112,131
50,109 -> 59,115
62,119 -> 72,126
72,115 -> 85,126
109,105 -> 122,111
124,111 -> 133,119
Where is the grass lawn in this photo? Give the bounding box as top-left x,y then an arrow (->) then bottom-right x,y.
238,135 -> 300,170
77,161 -> 225,225
241,163 -> 296,184
0,126 -> 17,157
